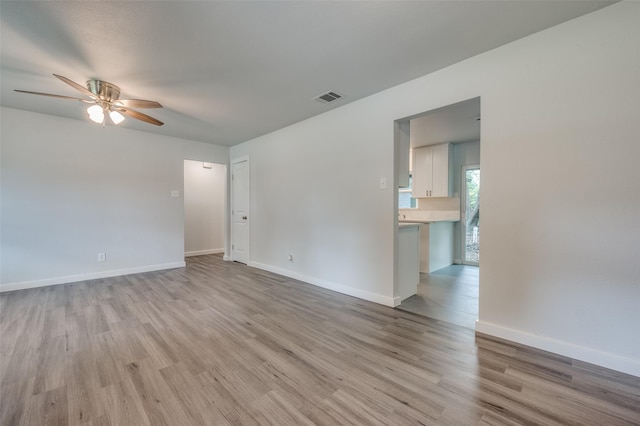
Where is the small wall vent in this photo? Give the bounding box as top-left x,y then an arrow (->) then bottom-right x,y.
313,91 -> 343,104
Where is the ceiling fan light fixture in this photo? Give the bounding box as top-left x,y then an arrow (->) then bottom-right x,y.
16,74 -> 164,126
109,110 -> 125,124
87,104 -> 104,124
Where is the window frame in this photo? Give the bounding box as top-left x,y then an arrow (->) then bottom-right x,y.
398,174 -> 418,209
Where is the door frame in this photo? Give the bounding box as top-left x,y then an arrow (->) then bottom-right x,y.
230,156 -> 250,263
461,164 -> 480,266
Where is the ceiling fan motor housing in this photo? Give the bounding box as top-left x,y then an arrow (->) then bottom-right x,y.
87,80 -> 120,102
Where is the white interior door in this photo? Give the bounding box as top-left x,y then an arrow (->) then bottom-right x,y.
231,159 -> 249,264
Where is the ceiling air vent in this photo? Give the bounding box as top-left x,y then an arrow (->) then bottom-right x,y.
313,90 -> 343,104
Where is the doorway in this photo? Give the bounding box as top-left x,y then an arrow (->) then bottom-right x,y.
183,160 -> 226,258
394,97 -> 481,329
231,158 -> 250,264
462,165 -> 480,266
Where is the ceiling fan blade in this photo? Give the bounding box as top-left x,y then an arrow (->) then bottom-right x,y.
116,107 -> 164,126
115,99 -> 163,109
53,74 -> 97,100
14,89 -> 93,103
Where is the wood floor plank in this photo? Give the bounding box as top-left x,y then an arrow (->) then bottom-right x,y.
1,308 -> 44,388
320,388 -> 390,426
92,331 -> 128,388
100,375 -> 151,426
0,376 -> 35,426
196,368 -> 262,425
124,358 -> 190,426
1,254 -> 639,425
159,362 -> 231,426
64,312 -> 90,354
65,347 -> 105,426
251,389 -> 316,426
20,385 -> 68,426
32,335 -> 66,395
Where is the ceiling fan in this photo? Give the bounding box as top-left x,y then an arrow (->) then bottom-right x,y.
14,74 -> 164,126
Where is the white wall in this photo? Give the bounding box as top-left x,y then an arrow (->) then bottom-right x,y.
231,106 -> 396,305
184,160 -> 225,256
1,107 -> 228,291
231,2 -> 640,376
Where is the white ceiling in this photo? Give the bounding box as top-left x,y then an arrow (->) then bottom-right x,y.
0,1 -> 615,146
410,97 -> 481,148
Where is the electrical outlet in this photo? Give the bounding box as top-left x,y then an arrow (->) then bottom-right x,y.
97,252 -> 106,262
288,253 -> 294,262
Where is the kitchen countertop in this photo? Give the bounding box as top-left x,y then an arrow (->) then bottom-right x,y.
398,209 -> 460,223
398,222 -> 422,228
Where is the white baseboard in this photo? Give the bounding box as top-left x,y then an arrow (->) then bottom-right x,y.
223,255 -> 232,261
0,262 -> 186,293
248,261 -> 396,307
184,248 -> 224,257
476,320 -> 640,378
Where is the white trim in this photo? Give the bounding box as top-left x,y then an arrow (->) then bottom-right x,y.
230,156 -> 250,264
249,261 -> 397,307
184,248 -> 224,257
223,255 -> 232,261
223,163 -> 230,262
0,262 -> 186,293
476,320 -> 640,378
231,155 -> 250,164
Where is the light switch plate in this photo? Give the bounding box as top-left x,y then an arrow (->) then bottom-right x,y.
171,190 -> 180,198
379,177 -> 387,189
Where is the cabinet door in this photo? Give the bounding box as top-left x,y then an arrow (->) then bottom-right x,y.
411,146 -> 432,198
431,143 -> 450,197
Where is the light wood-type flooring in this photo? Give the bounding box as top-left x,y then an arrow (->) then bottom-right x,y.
397,265 -> 479,330
1,254 -> 639,425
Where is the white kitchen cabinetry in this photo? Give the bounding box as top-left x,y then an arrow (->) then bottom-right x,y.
398,223 -> 421,302
411,143 -> 452,198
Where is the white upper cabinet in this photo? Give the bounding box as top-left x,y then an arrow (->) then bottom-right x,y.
412,145 -> 432,198
412,143 -> 452,198
431,143 -> 450,197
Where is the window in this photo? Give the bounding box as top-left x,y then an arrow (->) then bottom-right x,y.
399,175 -> 417,209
